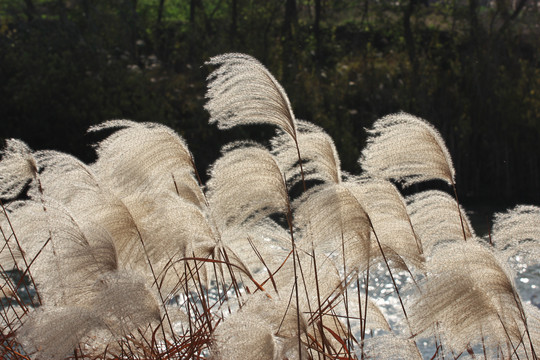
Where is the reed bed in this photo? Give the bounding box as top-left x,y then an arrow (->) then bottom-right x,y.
1,53 -> 538,359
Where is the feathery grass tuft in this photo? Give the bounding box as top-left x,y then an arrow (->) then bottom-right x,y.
491,205 -> 540,264
294,183 -> 371,268
406,190 -> 476,253
90,120 -> 203,205
206,142 -> 289,229
359,112 -> 455,187
211,293 -> 307,360
363,335 -> 423,360
272,120 -> 342,186
205,53 -> 297,138
0,140 -> 38,200
408,240 -> 533,357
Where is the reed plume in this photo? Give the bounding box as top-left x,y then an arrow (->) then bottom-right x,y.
362,335 -> 423,359
408,240 -> 533,357
491,205 -> 540,264
349,179 -> 424,271
205,53 -> 297,138
11,149 -> 198,297
205,53 -> 308,189
211,293 -> 307,360
206,142 -> 289,229
523,303 -> 540,355
1,198 -> 165,359
271,120 -> 342,186
343,295 -> 392,334
406,190 -> 475,254
359,112 -> 455,187
0,200 -> 117,304
293,183 -> 371,269
0,139 -> 38,200
217,219 -> 292,287
19,307 -> 101,360
90,120 -> 203,206
19,271 -> 162,360
19,150 -> 147,269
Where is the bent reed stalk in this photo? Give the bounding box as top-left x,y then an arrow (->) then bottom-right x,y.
1,53 -> 539,360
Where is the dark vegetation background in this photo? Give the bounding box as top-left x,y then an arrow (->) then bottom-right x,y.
1,0 -> 539,207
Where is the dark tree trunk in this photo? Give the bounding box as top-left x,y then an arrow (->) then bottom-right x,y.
230,0 -> 238,46
361,0 -> 369,25
282,0 -> 298,81
468,0 -> 480,43
403,0 -> 419,107
190,0 -> 197,24
157,0 -> 166,25
283,0 -> 298,39
314,0 -> 321,64
155,0 -> 166,60
189,0 -> 204,61
24,0 -> 35,21
403,0 -> 417,67
261,2 -> 282,63
121,0 -> 139,60
497,0 -> 529,36
57,0 -> 68,24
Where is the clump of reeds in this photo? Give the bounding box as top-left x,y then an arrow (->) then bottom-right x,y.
1,53 -> 538,359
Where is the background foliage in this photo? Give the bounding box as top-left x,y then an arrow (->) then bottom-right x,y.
1,0 -> 539,204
